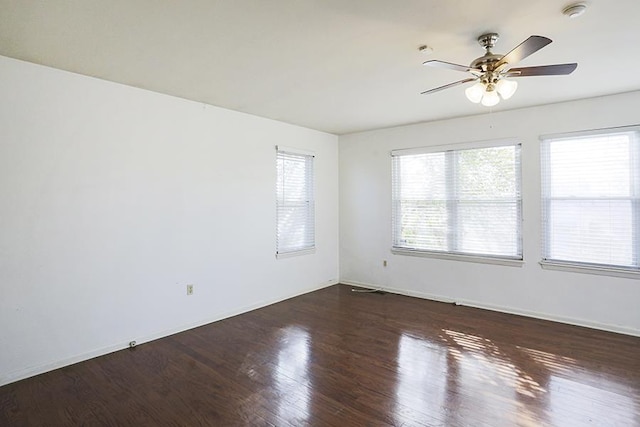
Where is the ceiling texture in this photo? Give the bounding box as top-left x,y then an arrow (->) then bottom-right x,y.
1,1 -> 639,135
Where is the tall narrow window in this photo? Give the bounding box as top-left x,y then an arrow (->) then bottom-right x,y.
541,127 -> 640,273
276,146 -> 315,258
392,141 -> 522,261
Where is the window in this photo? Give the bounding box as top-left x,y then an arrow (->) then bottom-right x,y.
276,146 -> 315,258
392,141 -> 522,262
541,127 -> 640,273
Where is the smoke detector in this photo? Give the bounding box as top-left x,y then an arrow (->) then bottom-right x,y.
563,3 -> 587,18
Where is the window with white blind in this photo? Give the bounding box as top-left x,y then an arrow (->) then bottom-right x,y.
276,146 -> 315,258
541,127 -> 640,275
392,141 -> 522,263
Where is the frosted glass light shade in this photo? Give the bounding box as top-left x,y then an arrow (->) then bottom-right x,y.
496,78 -> 518,100
481,90 -> 500,106
465,82 -> 485,103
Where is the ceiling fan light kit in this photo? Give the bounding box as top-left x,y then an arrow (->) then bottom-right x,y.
464,74 -> 518,106
421,32 -> 577,107
496,78 -> 518,99
481,86 -> 500,107
465,82 -> 485,103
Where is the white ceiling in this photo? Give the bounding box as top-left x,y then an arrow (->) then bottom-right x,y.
1,1 -> 639,135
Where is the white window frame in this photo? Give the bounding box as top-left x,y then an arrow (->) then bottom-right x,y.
540,125 -> 640,279
276,146 -> 315,259
391,139 -> 523,266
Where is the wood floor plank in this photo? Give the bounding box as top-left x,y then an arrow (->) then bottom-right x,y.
1,284 -> 639,426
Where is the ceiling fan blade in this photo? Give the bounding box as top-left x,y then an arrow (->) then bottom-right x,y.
423,60 -> 477,73
506,63 -> 578,77
421,78 -> 477,95
495,35 -> 552,69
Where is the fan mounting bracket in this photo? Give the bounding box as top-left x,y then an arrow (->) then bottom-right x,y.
478,33 -> 499,51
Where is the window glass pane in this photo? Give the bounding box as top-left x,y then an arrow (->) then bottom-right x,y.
548,135 -> 631,198
394,153 -> 447,251
457,146 -> 518,199
397,199 -> 447,251
277,203 -> 312,250
547,200 -> 633,266
457,201 -> 520,256
399,153 -> 446,200
392,142 -> 521,259
541,129 -> 639,270
276,150 -> 314,255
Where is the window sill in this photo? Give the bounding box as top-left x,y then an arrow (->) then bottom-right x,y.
539,260 -> 640,279
276,248 -> 316,259
391,248 -> 524,267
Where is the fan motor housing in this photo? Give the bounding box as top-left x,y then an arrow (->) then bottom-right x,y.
470,54 -> 502,72
471,33 -> 502,72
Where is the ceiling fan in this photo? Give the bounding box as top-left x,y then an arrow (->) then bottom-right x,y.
421,33 -> 577,106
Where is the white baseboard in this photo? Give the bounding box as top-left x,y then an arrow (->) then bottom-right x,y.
1,279 -> 338,387
340,280 -> 640,338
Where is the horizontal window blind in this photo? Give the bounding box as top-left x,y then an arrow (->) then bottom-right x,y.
392,143 -> 522,259
276,148 -> 315,256
541,128 -> 640,270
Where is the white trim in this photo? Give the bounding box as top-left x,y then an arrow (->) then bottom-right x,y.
391,248 -> 524,267
276,145 -> 315,157
539,260 -> 640,280
0,279 -> 338,387
539,124 -> 640,142
276,247 -> 316,259
339,280 -> 640,338
390,138 -> 518,156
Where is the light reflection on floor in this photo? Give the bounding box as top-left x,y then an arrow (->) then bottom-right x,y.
391,329 -> 557,425
394,334 -> 448,425
517,346 -> 577,375
444,329 -> 547,398
273,326 -> 312,424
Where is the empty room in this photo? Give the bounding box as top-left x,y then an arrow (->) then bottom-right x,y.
1,1 -> 639,426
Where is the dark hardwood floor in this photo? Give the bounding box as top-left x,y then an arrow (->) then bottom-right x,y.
1,284 -> 639,426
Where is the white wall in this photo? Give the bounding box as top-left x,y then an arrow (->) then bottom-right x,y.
0,55 -> 339,385
340,91 -> 640,336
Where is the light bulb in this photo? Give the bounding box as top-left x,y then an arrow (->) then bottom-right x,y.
496,78 -> 518,100
481,89 -> 500,107
465,82 -> 485,104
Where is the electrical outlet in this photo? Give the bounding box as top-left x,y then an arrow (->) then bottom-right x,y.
187,284 -> 194,295
383,260 -> 388,267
